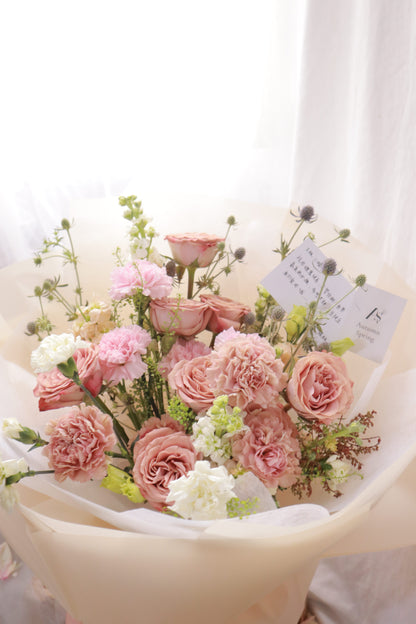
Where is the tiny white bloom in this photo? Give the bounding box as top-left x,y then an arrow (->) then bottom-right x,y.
192,417 -> 231,465
327,455 -> 353,487
2,418 -> 23,439
166,460 -> 236,521
0,542 -> 20,579
30,333 -> 87,373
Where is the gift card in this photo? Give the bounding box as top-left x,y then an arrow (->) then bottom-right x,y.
261,239 -> 406,363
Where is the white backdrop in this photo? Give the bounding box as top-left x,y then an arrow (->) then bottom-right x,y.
0,1 -> 415,623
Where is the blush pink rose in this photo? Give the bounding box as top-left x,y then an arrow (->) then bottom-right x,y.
200,294 -> 251,334
158,338 -> 211,379
43,405 -> 116,482
133,426 -> 197,510
33,345 -> 103,411
168,355 -> 215,413
150,298 -> 212,337
138,414 -> 185,439
287,351 -> 354,424
98,325 -> 151,384
232,406 -> 301,490
110,260 -> 173,301
206,334 -> 288,410
165,233 -> 225,267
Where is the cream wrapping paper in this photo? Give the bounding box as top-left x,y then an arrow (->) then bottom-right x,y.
0,195 -> 415,623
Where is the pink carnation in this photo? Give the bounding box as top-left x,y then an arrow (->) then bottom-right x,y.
133,426 -> 197,511
43,405 -> 116,482
33,344 -> 103,411
158,338 -> 211,379
232,406 -> 301,490
168,355 -> 215,413
110,261 -> 172,301
98,325 -> 151,384
206,334 -> 288,410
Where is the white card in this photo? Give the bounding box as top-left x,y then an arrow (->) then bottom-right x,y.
261,239 -> 406,363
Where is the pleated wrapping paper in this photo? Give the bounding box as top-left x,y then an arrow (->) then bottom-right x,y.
0,195 -> 415,624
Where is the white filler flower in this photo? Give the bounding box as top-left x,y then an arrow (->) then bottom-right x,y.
30,333 -> 86,373
327,455 -> 353,487
166,460 -> 236,521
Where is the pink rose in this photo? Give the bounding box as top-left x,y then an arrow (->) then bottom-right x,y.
138,414 -> 185,439
133,426 -> 197,510
158,338 -> 211,379
168,355 -> 215,413
150,298 -> 212,337
287,351 -> 354,424
110,260 -> 173,301
200,294 -> 251,334
33,345 -> 103,411
98,325 -> 151,385
43,405 -> 116,482
232,406 -> 301,490
206,334 -> 288,410
165,233 -> 225,267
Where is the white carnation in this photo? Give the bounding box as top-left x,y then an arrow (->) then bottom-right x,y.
30,333 -> 87,373
166,460 -> 236,521
1,419 -> 23,439
1,457 -> 28,478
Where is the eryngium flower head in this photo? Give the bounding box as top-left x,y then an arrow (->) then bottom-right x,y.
355,274 -> 366,288
233,247 -> 246,260
270,305 -> 285,321
323,258 -> 337,276
165,260 -> 176,277
300,205 -> 315,222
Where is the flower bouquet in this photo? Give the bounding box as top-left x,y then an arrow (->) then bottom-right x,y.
0,195 -> 415,624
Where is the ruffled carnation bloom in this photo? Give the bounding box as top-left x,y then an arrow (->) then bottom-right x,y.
200,294 -> 251,334
110,260 -> 173,301
33,344 -> 103,411
165,233 -> 225,267
98,325 -> 151,385
213,327 -> 241,350
31,333 -> 87,374
206,333 -> 288,410
168,355 -> 215,413
150,298 -> 212,337
43,405 -> 116,482
287,351 -> 354,424
166,460 -> 236,520
231,406 -> 301,491
132,425 -> 197,511
72,302 -> 115,343
158,338 -> 211,379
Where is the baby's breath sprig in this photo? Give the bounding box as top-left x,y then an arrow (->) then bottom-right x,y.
167,396 -> 196,433
227,496 -> 259,519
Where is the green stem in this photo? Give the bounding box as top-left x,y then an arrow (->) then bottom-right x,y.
66,228 -> 83,306
187,266 -> 196,299
318,235 -> 341,248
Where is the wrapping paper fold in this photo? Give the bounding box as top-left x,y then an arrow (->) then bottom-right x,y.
0,195 -> 415,623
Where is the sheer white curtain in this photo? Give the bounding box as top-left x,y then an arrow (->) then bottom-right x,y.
0,0 -> 303,267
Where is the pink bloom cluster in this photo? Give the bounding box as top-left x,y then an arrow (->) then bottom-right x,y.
98,325 -> 151,384
110,260 -> 173,301
43,405 -> 116,482
158,338 -> 211,379
165,233 -> 224,267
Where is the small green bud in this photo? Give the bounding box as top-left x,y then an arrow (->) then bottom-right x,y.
330,337 -> 354,356
34,286 -> 43,297
339,228 -> 350,240
42,279 -> 53,291
234,247 -> 246,260
217,241 -> 225,252
34,256 -> 42,266
123,209 -> 133,221
26,322 -> 37,335
227,216 -> 237,226
61,218 -> 71,230
323,258 -> 337,275
119,196 -> 127,206
355,274 -> 366,288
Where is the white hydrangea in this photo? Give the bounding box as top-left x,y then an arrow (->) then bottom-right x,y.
1,418 -> 23,439
166,460 -> 236,520
327,455 -> 353,487
30,333 -> 87,373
